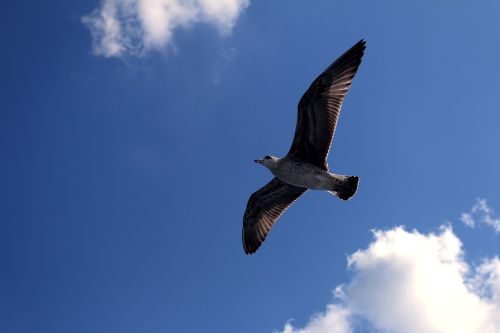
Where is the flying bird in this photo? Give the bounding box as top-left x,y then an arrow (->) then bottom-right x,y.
242,39 -> 366,254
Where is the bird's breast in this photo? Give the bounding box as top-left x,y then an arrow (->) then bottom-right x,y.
272,160 -> 331,190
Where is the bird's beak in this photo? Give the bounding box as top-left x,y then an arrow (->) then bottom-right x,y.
254,159 -> 263,164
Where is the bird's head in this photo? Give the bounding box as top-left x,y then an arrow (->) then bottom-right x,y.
254,155 -> 279,169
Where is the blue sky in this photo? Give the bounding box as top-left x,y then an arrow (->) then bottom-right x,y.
2,1 -> 500,332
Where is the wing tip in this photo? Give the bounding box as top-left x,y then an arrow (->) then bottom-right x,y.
243,238 -> 262,255
338,39 -> 366,72
351,39 -> 367,56
244,247 -> 257,255
242,225 -> 263,255
355,39 -> 366,48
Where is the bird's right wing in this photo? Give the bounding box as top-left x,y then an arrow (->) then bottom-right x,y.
243,178 -> 306,254
286,40 -> 366,170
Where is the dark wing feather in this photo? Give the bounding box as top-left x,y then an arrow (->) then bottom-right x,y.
286,39 -> 366,170
242,178 -> 306,254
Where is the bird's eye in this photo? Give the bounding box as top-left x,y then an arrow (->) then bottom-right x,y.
264,155 -> 271,160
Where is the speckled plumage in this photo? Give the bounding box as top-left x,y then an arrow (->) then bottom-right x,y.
242,40 -> 366,254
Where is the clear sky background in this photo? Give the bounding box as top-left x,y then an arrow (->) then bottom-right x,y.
2,1 -> 500,332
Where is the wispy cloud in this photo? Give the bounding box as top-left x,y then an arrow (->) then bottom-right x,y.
461,198 -> 500,232
82,0 -> 250,57
278,226 -> 500,333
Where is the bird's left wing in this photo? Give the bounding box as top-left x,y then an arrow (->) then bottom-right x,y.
243,178 -> 306,254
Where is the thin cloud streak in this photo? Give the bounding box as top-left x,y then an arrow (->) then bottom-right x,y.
82,0 -> 250,57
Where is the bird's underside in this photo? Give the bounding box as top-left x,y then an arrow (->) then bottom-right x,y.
242,39 -> 366,254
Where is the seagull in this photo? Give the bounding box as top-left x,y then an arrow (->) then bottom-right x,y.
242,39 -> 366,254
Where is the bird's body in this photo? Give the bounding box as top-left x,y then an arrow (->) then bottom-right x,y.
242,39 -> 366,254
265,157 -> 357,195
272,158 -> 331,190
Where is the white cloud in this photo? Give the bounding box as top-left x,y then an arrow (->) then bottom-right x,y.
82,0 -> 250,57
461,198 -> 500,232
278,226 -> 500,333
279,305 -> 352,333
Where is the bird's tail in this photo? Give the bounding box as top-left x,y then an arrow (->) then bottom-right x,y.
328,175 -> 359,201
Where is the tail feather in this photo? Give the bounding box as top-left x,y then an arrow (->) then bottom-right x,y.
329,176 -> 359,201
